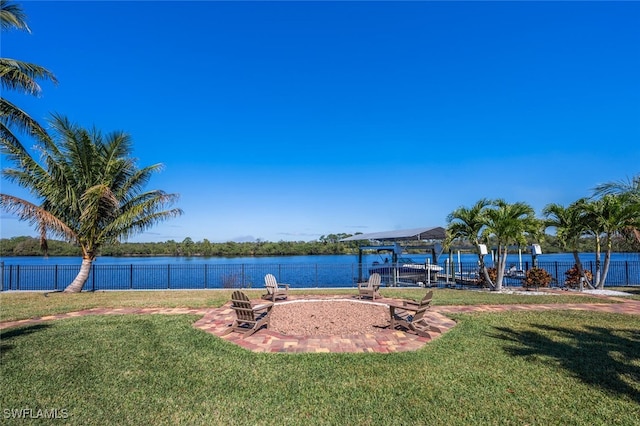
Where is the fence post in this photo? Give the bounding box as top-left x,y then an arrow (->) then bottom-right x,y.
0,261 -> 3,291
130,265 -> 134,289
204,264 -> 208,289
352,263 -> 356,287
167,264 -> 171,289
624,261 -> 628,286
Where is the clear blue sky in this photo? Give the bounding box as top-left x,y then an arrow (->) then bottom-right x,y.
1,1 -> 639,243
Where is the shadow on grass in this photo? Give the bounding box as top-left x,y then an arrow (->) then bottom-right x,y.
493,324 -> 640,403
0,324 -> 51,355
617,287 -> 640,296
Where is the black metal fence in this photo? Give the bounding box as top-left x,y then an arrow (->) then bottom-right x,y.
2,260 -> 639,291
0,262 -> 364,291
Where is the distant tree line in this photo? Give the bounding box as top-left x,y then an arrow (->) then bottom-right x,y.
0,232 -> 636,258
0,233 -> 363,257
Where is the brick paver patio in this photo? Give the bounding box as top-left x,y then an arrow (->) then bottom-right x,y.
2,292 -> 638,353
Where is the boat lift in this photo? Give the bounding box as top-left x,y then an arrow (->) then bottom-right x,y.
340,227 -> 446,286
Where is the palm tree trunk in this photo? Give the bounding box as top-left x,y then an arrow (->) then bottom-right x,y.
594,235 -> 602,288
572,250 -> 594,289
600,236 -> 613,288
478,255 -> 495,290
494,246 -> 507,291
63,258 -> 93,293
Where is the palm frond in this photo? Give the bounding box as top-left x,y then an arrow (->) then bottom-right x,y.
0,193 -> 76,241
0,98 -> 49,138
593,174 -> 640,199
0,58 -> 57,95
1,0 -> 30,32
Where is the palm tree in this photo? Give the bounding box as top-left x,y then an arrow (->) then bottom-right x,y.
593,174 -> 640,199
482,200 -> 541,291
1,1 -> 57,145
542,200 -> 594,288
582,194 -> 640,288
445,198 -> 494,288
593,174 -> 640,247
0,114 -> 183,292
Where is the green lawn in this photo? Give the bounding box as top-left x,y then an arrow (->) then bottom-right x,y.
1,290 -> 638,425
609,286 -> 640,301
0,288 -> 617,322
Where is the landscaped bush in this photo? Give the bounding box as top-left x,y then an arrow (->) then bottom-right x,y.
564,264 -> 593,288
477,267 -> 498,287
523,267 -> 553,289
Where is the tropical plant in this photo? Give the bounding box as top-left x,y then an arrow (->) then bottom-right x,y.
0,114 -> 183,292
585,194 -> 640,288
446,199 -> 542,291
481,200 -> 542,291
522,267 -> 552,289
593,174 -> 640,249
593,174 -> 640,201
445,198 -> 494,288
564,264 -> 593,289
542,200 -> 594,289
478,267 -> 497,287
0,1 -> 57,146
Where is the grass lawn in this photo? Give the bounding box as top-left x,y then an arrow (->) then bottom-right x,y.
1,290 -> 638,425
609,286 -> 640,301
0,288 -> 618,322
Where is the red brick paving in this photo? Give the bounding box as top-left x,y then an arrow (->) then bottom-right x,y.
2,293 -> 639,353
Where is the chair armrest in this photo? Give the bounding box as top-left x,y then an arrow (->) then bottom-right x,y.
252,302 -> 274,312
397,301 -> 421,313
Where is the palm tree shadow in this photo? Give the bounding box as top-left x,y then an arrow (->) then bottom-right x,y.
0,324 -> 51,355
492,324 -> 640,403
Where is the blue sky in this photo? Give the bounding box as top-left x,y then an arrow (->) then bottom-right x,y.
1,1 -> 639,243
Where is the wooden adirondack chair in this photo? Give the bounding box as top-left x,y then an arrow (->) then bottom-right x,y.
262,273 -> 290,302
388,291 -> 438,336
223,291 -> 273,338
358,273 -> 382,300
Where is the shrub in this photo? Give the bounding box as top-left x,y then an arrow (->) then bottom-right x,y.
523,267 -> 553,289
564,265 -> 593,288
478,267 -> 498,287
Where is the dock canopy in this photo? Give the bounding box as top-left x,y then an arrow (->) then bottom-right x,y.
341,227 -> 446,285
340,226 -> 446,242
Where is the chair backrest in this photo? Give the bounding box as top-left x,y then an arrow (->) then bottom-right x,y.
231,290 -> 255,321
368,273 -> 381,289
412,291 -> 433,322
264,274 -> 277,294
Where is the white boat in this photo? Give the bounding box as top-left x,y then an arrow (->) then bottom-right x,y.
369,257 -> 443,284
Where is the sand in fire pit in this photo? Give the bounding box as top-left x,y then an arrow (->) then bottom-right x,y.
269,300 -> 390,336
